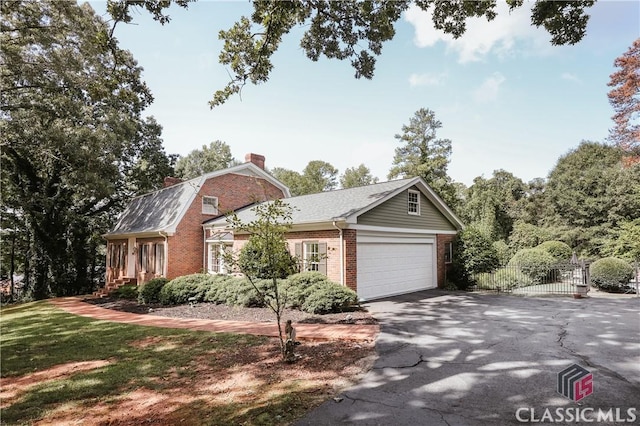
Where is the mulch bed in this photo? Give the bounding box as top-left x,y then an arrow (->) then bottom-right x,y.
84,297 -> 378,325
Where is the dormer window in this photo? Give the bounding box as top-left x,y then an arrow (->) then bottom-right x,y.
202,196 -> 219,215
408,190 -> 420,215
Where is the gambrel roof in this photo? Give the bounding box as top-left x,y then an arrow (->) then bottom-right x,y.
105,163 -> 290,238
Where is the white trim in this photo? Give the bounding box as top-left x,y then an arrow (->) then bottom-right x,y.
408,189 -> 421,215
350,224 -> 458,235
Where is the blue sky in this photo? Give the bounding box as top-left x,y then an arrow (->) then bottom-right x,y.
88,1 -> 639,186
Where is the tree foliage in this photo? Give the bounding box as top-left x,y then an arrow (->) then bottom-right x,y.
340,164 -> 379,189
463,170 -> 526,241
1,1 -> 173,298
174,140 -> 237,179
225,199 -> 297,359
105,0 -> 596,107
388,108 -> 458,209
271,160 -> 338,196
607,38 -> 640,162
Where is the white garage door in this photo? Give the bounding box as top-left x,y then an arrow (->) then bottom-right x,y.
357,239 -> 435,300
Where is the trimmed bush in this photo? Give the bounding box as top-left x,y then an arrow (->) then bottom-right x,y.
284,272 -> 332,309
138,278 -> 169,304
159,274 -> 215,305
238,237 -> 298,279
590,257 -> 633,292
300,283 -> 358,314
536,241 -> 572,262
508,248 -> 555,283
112,284 -> 138,299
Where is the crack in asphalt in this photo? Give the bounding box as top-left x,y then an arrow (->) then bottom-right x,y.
343,393 -> 456,426
555,318 -> 640,391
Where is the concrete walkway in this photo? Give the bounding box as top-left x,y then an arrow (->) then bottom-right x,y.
48,297 -> 380,342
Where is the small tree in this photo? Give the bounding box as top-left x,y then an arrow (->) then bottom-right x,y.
225,199 -> 297,360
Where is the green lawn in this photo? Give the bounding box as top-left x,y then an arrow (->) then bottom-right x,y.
1,301 -> 372,425
0,301 -> 266,424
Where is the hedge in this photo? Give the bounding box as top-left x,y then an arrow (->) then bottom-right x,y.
536,241 -> 572,262
138,278 -> 169,304
590,257 -> 633,292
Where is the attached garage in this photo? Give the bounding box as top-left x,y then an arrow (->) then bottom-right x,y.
357,231 -> 437,300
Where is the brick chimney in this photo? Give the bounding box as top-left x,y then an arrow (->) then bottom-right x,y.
163,176 -> 183,188
245,153 -> 265,170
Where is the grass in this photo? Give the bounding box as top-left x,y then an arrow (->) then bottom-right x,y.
1,301 -> 373,425
0,301 -> 266,424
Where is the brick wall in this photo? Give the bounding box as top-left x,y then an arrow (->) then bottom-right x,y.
436,233 -> 456,288
229,229 -> 356,289
167,174 -> 285,279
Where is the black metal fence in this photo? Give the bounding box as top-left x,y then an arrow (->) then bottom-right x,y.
470,262 -> 592,295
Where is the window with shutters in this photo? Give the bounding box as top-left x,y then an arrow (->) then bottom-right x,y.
137,242 -> 165,276
295,241 -> 327,274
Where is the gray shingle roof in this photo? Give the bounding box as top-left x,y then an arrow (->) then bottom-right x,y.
105,177 -> 201,236
105,162 -> 290,237
206,178 -> 420,226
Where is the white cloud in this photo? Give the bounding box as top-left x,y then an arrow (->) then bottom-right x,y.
561,72 -> 582,84
404,2 -> 551,63
473,72 -> 506,103
408,72 -> 446,87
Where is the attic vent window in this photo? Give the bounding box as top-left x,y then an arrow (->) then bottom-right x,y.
202,196 -> 219,215
408,190 -> 420,215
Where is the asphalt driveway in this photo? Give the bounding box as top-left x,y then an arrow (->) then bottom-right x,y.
295,291 -> 640,425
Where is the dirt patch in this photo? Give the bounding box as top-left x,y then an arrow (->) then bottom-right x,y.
31,340 -> 376,425
84,297 -> 378,325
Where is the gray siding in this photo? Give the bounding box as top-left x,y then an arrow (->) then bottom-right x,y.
357,186 -> 456,231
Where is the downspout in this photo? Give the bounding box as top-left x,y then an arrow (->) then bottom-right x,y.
202,226 -> 207,274
332,221 -> 344,286
159,231 -> 169,277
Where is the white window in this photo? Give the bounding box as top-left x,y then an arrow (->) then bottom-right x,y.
408,190 -> 420,215
202,196 -> 219,215
304,242 -> 320,272
138,242 -> 165,275
208,243 -> 228,274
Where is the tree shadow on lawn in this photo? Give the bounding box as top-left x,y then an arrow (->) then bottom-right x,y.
297,291 -> 640,425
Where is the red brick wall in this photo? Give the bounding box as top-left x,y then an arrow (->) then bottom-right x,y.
436,234 -> 456,288
167,174 -> 285,279
343,229 -> 358,292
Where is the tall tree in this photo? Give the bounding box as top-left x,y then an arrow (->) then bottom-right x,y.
174,140 -> 237,179
388,108 -> 457,208
105,0 -> 596,107
340,164 -> 379,188
607,38 -> 640,163
1,1 -> 172,298
271,160 -> 338,196
463,170 -> 526,242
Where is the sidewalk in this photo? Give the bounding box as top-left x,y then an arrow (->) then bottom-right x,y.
48,297 -> 380,342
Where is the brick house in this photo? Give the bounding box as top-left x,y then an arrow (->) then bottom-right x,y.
100,154 -> 289,295
205,177 -> 464,300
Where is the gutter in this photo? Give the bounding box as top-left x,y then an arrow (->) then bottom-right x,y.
332,221 -> 344,286
159,231 -> 169,277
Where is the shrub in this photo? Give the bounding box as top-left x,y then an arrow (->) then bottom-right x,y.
112,284 -> 138,299
493,240 -> 512,266
536,241 -> 572,262
508,248 -> 555,283
477,268 -> 534,290
138,278 -> 169,304
203,275 -> 238,304
590,257 -> 633,292
449,226 -> 499,290
284,272 -> 332,308
300,283 -> 358,314
159,274 -> 215,305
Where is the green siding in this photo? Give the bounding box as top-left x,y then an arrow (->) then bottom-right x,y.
357,186 -> 456,231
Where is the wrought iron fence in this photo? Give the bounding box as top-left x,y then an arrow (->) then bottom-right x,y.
470,262 -> 590,295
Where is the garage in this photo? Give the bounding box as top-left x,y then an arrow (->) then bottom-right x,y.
356,232 -> 436,300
